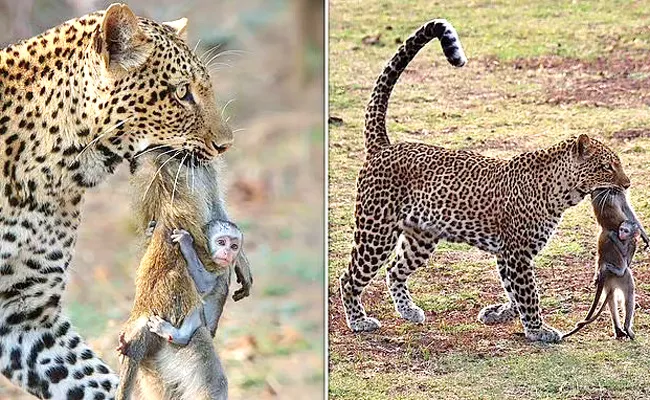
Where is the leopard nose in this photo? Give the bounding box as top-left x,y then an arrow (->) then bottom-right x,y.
212,140 -> 231,154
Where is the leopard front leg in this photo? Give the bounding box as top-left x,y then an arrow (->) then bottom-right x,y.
477,257 -> 520,325
479,250 -> 561,343
386,231 -> 437,324
0,273 -> 119,399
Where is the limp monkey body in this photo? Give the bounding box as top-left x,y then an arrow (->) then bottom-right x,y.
115,154 -> 251,400
563,188 -> 648,340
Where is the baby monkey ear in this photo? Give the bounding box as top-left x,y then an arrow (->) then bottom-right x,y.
163,18 -> 188,41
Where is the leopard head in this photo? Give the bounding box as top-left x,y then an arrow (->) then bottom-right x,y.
571,134 -> 630,197
89,3 -> 232,167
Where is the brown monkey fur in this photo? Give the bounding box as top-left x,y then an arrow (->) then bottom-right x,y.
117,153 -> 235,400
562,189 -> 645,340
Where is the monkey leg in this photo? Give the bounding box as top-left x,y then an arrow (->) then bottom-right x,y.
608,295 -> 627,339
156,327 -> 228,400
205,268 -> 232,335
0,286 -> 118,399
117,322 -> 157,400
624,273 -> 636,340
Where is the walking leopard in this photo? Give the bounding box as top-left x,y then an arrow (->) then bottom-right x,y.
339,19 -> 631,343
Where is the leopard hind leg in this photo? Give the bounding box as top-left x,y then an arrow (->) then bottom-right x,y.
386,228 -> 438,324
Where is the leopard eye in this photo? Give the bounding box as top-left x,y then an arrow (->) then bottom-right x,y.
175,83 -> 194,103
601,163 -> 613,172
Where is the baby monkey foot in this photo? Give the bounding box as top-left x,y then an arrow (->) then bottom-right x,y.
148,315 -> 175,343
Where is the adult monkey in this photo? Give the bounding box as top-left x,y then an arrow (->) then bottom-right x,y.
0,3 -> 239,398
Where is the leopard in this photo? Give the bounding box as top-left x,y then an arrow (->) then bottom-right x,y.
338,19 -> 632,343
0,3 -> 235,399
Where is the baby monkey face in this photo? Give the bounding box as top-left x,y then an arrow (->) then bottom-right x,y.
618,221 -> 639,241
211,235 -> 241,267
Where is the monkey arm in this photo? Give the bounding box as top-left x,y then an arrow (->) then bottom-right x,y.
233,251 -> 253,302
148,307 -> 203,346
177,239 -> 219,295
202,270 -> 231,335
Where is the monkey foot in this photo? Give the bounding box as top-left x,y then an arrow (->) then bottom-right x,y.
477,303 -> 518,325
116,332 -> 129,356
524,324 -> 562,343
232,284 -> 251,302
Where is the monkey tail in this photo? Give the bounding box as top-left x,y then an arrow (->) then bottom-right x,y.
562,290 -> 613,339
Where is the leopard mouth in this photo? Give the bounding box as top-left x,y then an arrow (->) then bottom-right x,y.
591,184 -> 625,195
134,145 -> 210,167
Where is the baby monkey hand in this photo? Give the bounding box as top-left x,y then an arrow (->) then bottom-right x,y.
171,228 -> 194,248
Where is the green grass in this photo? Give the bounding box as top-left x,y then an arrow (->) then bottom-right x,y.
329,0 -> 650,399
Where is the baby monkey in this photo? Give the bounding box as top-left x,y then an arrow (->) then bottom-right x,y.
147,220 -> 243,343
563,188 -> 648,340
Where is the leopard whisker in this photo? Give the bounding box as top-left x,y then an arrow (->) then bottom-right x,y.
205,49 -> 247,68
201,43 -> 223,63
155,147 -> 180,160
221,98 -> 235,120
134,145 -> 167,159
171,153 -> 189,205
191,153 -> 196,195
192,39 -> 201,53
74,117 -> 134,161
142,150 -> 182,201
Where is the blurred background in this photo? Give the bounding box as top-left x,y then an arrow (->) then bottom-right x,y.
0,0 -> 324,398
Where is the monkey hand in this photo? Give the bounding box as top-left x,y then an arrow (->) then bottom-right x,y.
233,255 -> 253,301
171,228 -> 193,246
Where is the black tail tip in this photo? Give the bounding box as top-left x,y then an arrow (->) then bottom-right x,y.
448,55 -> 467,67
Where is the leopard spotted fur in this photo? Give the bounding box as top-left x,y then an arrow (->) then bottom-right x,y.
339,19 -> 631,343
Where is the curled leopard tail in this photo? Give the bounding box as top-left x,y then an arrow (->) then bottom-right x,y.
364,19 -> 467,155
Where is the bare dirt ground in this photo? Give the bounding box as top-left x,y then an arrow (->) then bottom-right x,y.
0,1 -> 324,399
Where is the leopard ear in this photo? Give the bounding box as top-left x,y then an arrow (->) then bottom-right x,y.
575,134 -> 593,159
163,18 -> 188,41
99,3 -> 152,71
